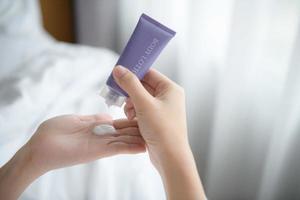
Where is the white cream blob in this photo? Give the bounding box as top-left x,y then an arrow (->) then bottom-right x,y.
93,124 -> 116,135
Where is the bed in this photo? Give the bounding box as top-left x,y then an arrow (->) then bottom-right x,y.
0,0 -> 164,199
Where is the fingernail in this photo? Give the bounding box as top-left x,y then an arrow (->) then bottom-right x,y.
113,65 -> 127,78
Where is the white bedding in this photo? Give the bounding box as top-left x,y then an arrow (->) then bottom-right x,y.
0,0 -> 164,199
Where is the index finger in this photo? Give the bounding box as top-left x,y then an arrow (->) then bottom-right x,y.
113,118 -> 138,129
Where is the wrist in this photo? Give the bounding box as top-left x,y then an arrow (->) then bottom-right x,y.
158,141 -> 194,173
0,145 -> 44,199
16,144 -> 46,178
153,141 -> 206,200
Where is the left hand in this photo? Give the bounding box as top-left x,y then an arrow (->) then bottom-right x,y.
26,114 -> 145,174
0,114 -> 145,200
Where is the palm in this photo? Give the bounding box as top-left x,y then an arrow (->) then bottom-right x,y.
27,114 -> 145,172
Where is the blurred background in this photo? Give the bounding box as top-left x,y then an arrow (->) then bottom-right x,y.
1,0 -> 300,199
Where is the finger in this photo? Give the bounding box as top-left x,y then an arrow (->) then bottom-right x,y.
113,65 -> 154,107
125,98 -> 134,109
124,99 -> 134,114
113,118 -> 138,129
87,134 -> 145,157
91,133 -> 144,143
124,99 -> 136,120
141,81 -> 156,96
108,142 -> 146,154
125,108 -> 136,120
107,135 -> 145,146
142,69 -> 173,92
116,127 -> 140,136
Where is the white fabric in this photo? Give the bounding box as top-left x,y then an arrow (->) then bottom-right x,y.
0,0 -> 52,78
0,0 -> 165,200
75,0 -> 300,199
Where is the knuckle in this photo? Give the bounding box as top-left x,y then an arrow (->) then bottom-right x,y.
120,72 -> 135,83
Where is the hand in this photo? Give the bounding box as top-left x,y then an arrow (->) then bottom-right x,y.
113,65 -> 206,200
113,66 -> 188,169
27,114 -> 145,173
0,114 -> 145,200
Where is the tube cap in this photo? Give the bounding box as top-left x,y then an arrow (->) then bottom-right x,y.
99,85 -> 126,107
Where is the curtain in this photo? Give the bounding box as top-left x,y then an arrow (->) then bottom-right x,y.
75,0 -> 300,199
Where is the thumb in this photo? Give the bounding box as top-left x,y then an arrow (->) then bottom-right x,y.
113,65 -> 153,107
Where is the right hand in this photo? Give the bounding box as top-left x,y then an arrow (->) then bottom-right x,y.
113,65 -> 206,200
112,65 -> 189,171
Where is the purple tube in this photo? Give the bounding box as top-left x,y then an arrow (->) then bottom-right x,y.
100,13 -> 176,106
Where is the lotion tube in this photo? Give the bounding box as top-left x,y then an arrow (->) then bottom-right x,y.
100,13 -> 176,106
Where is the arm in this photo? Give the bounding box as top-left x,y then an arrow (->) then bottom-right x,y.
0,114 -> 145,200
158,145 -> 205,200
113,65 -> 206,200
0,146 -> 40,200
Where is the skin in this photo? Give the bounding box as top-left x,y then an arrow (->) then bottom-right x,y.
0,65 -> 206,200
113,65 -> 206,200
0,114 -> 145,200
